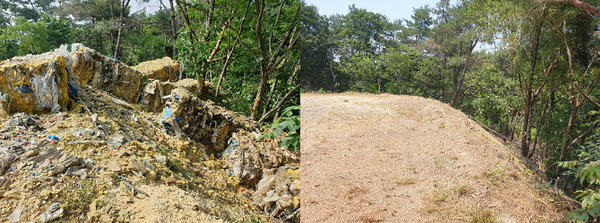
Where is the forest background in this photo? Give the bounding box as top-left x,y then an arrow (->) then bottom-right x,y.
0,0 -> 300,142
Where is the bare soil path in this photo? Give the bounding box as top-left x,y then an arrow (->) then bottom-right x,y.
300,93 -> 567,222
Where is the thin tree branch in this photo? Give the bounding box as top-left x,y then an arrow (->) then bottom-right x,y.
537,0 -> 600,16
573,83 -> 600,110
258,85 -> 300,125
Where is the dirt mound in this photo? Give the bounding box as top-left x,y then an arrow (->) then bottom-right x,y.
301,93 -> 568,222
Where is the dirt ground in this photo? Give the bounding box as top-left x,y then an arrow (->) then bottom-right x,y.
300,93 -> 570,222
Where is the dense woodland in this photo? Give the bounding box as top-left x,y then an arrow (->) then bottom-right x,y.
0,0 -> 300,135
301,0 -> 600,219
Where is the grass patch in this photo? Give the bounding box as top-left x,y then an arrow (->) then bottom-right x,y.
60,178 -> 99,215
425,205 -> 438,213
397,178 -> 415,185
482,161 -> 506,185
455,185 -> 471,196
470,209 -> 495,223
432,190 -> 449,202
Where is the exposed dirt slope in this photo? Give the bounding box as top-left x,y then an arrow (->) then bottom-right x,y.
301,93 -> 568,222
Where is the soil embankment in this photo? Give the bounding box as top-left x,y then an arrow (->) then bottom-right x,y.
301,93 -> 567,222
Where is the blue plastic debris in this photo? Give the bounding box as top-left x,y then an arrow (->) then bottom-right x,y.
18,85 -> 34,93
48,135 -> 59,141
234,140 -> 237,147
175,116 -> 181,123
162,107 -> 172,119
68,84 -> 78,97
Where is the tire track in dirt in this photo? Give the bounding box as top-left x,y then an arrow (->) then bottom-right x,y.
300,93 -> 567,222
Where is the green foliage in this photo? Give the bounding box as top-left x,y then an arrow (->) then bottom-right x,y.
43,14 -> 73,49
61,179 -> 99,214
259,105 -> 300,152
250,217 -> 264,223
7,17 -> 51,55
0,29 -> 18,61
482,161 -> 506,185
405,5 -> 433,42
470,209 -> 495,223
176,0 -> 299,122
559,116 -> 600,222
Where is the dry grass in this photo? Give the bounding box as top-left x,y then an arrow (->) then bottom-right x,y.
432,189 -> 449,202
301,93 -> 570,222
455,184 -> 471,196
470,209 -> 495,223
397,178 -> 416,185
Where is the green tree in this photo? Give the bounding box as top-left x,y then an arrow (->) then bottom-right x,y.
404,5 -> 433,42
7,17 -> 51,55
300,2 -> 333,91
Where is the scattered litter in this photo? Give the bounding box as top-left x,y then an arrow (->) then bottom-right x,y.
156,155 -> 167,165
8,206 -> 24,222
0,150 -> 17,175
18,85 -> 34,94
38,203 -> 63,223
47,135 -> 59,142
103,161 -> 121,172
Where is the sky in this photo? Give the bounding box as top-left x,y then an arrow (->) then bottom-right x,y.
131,0 -> 164,15
135,0 -> 460,23
303,0 -> 458,22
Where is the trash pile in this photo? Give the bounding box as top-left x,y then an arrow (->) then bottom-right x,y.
142,78 -> 212,113
0,51 -> 77,114
133,57 -> 179,82
223,131 -> 300,219
0,45 -> 300,222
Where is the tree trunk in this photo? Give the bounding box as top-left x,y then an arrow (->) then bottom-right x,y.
450,39 -> 478,107
251,67 -> 269,120
168,0 -> 177,60
216,5 -> 250,100
528,95 -> 548,159
540,0 -> 600,16
262,74 -> 279,116
397,73 -> 402,94
214,40 -> 237,100
560,99 -> 578,161
502,116 -> 509,142
520,21 -> 542,157
249,0 -> 299,121
163,34 -> 167,57
509,108 -> 521,142
113,0 -> 131,59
